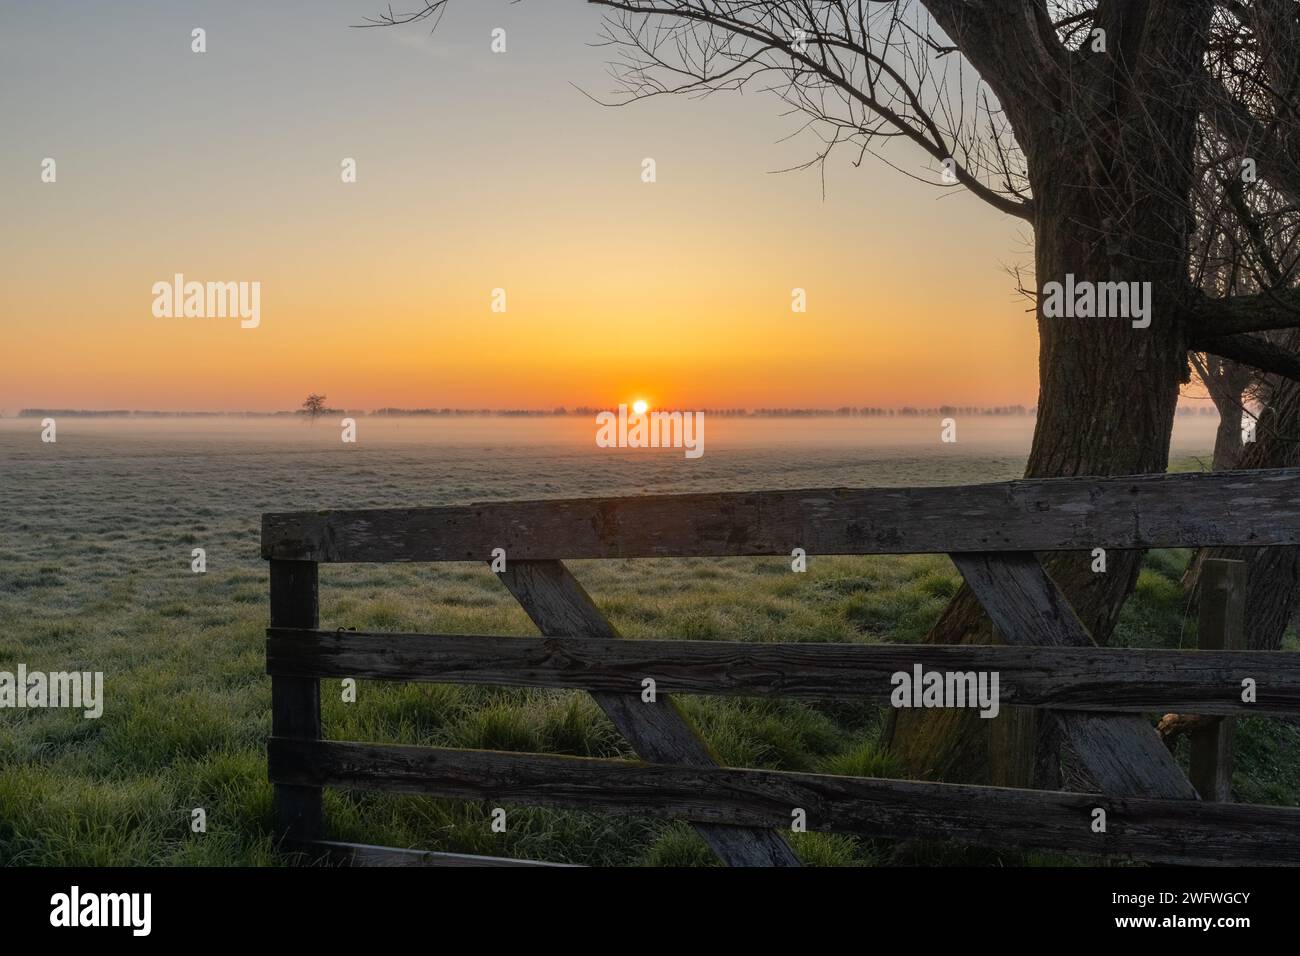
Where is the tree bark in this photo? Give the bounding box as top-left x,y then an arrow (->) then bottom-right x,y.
888,1 -> 1214,787
1179,359 -> 1249,591
887,201 -> 1190,784
1206,356 -> 1251,471
1189,350 -> 1300,651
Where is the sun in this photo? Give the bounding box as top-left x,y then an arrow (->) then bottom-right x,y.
632,399 -> 649,416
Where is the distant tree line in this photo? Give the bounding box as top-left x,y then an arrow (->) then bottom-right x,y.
16,404 -> 1232,420
18,404 -> 1234,420
371,405 -> 1043,417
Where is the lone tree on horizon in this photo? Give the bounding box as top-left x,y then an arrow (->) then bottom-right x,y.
302,393 -> 327,425
374,1 -> 1300,791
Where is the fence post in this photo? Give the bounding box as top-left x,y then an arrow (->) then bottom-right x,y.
1190,558 -> 1247,802
270,559 -> 324,843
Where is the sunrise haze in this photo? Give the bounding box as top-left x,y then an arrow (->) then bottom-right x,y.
2,0 -> 1036,411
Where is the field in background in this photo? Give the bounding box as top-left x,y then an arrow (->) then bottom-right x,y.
1,416 -> 1296,865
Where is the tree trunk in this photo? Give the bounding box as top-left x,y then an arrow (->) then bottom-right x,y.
1190,346 -> 1300,651
1158,362 -> 1300,755
886,201 -> 1189,784
1179,361 -> 1248,592
887,0 -> 1213,783
1211,398 -> 1244,470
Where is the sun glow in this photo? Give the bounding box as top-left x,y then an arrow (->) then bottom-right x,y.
632,399 -> 649,416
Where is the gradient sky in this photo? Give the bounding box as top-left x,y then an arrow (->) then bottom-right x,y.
0,0 -> 1038,412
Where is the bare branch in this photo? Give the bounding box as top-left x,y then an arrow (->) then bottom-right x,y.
1192,330 -> 1300,382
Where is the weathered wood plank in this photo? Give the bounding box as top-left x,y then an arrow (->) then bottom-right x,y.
261,468 -> 1300,562
495,560 -> 800,866
1191,560 -> 1248,801
265,628 -> 1300,716
283,839 -> 577,867
951,552 -> 1199,799
269,560 -> 324,842
267,738 -> 1300,866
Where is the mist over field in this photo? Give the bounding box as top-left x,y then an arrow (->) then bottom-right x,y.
0,410 -> 1227,476
13,412 -> 1294,868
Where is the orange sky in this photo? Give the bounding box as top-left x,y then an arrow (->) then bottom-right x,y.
1,1 -> 1038,413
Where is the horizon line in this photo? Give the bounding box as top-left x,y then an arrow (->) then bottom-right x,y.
2,403 -> 1230,419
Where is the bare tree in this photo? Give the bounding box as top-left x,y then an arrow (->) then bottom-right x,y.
371,1 -> 1300,787
1181,125 -> 1300,645
1182,136 -> 1300,595
302,393 -> 327,425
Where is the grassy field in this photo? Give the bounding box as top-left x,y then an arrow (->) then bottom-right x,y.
2,418 -> 1296,866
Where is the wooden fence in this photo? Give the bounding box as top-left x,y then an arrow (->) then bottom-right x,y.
262,468 -> 1300,867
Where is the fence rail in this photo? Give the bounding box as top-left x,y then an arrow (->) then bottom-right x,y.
262,468 -> 1300,562
266,628 -> 1300,716
267,738 -> 1300,866
262,468 -> 1300,868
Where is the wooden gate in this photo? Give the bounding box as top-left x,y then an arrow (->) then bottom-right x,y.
262,469 -> 1300,866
